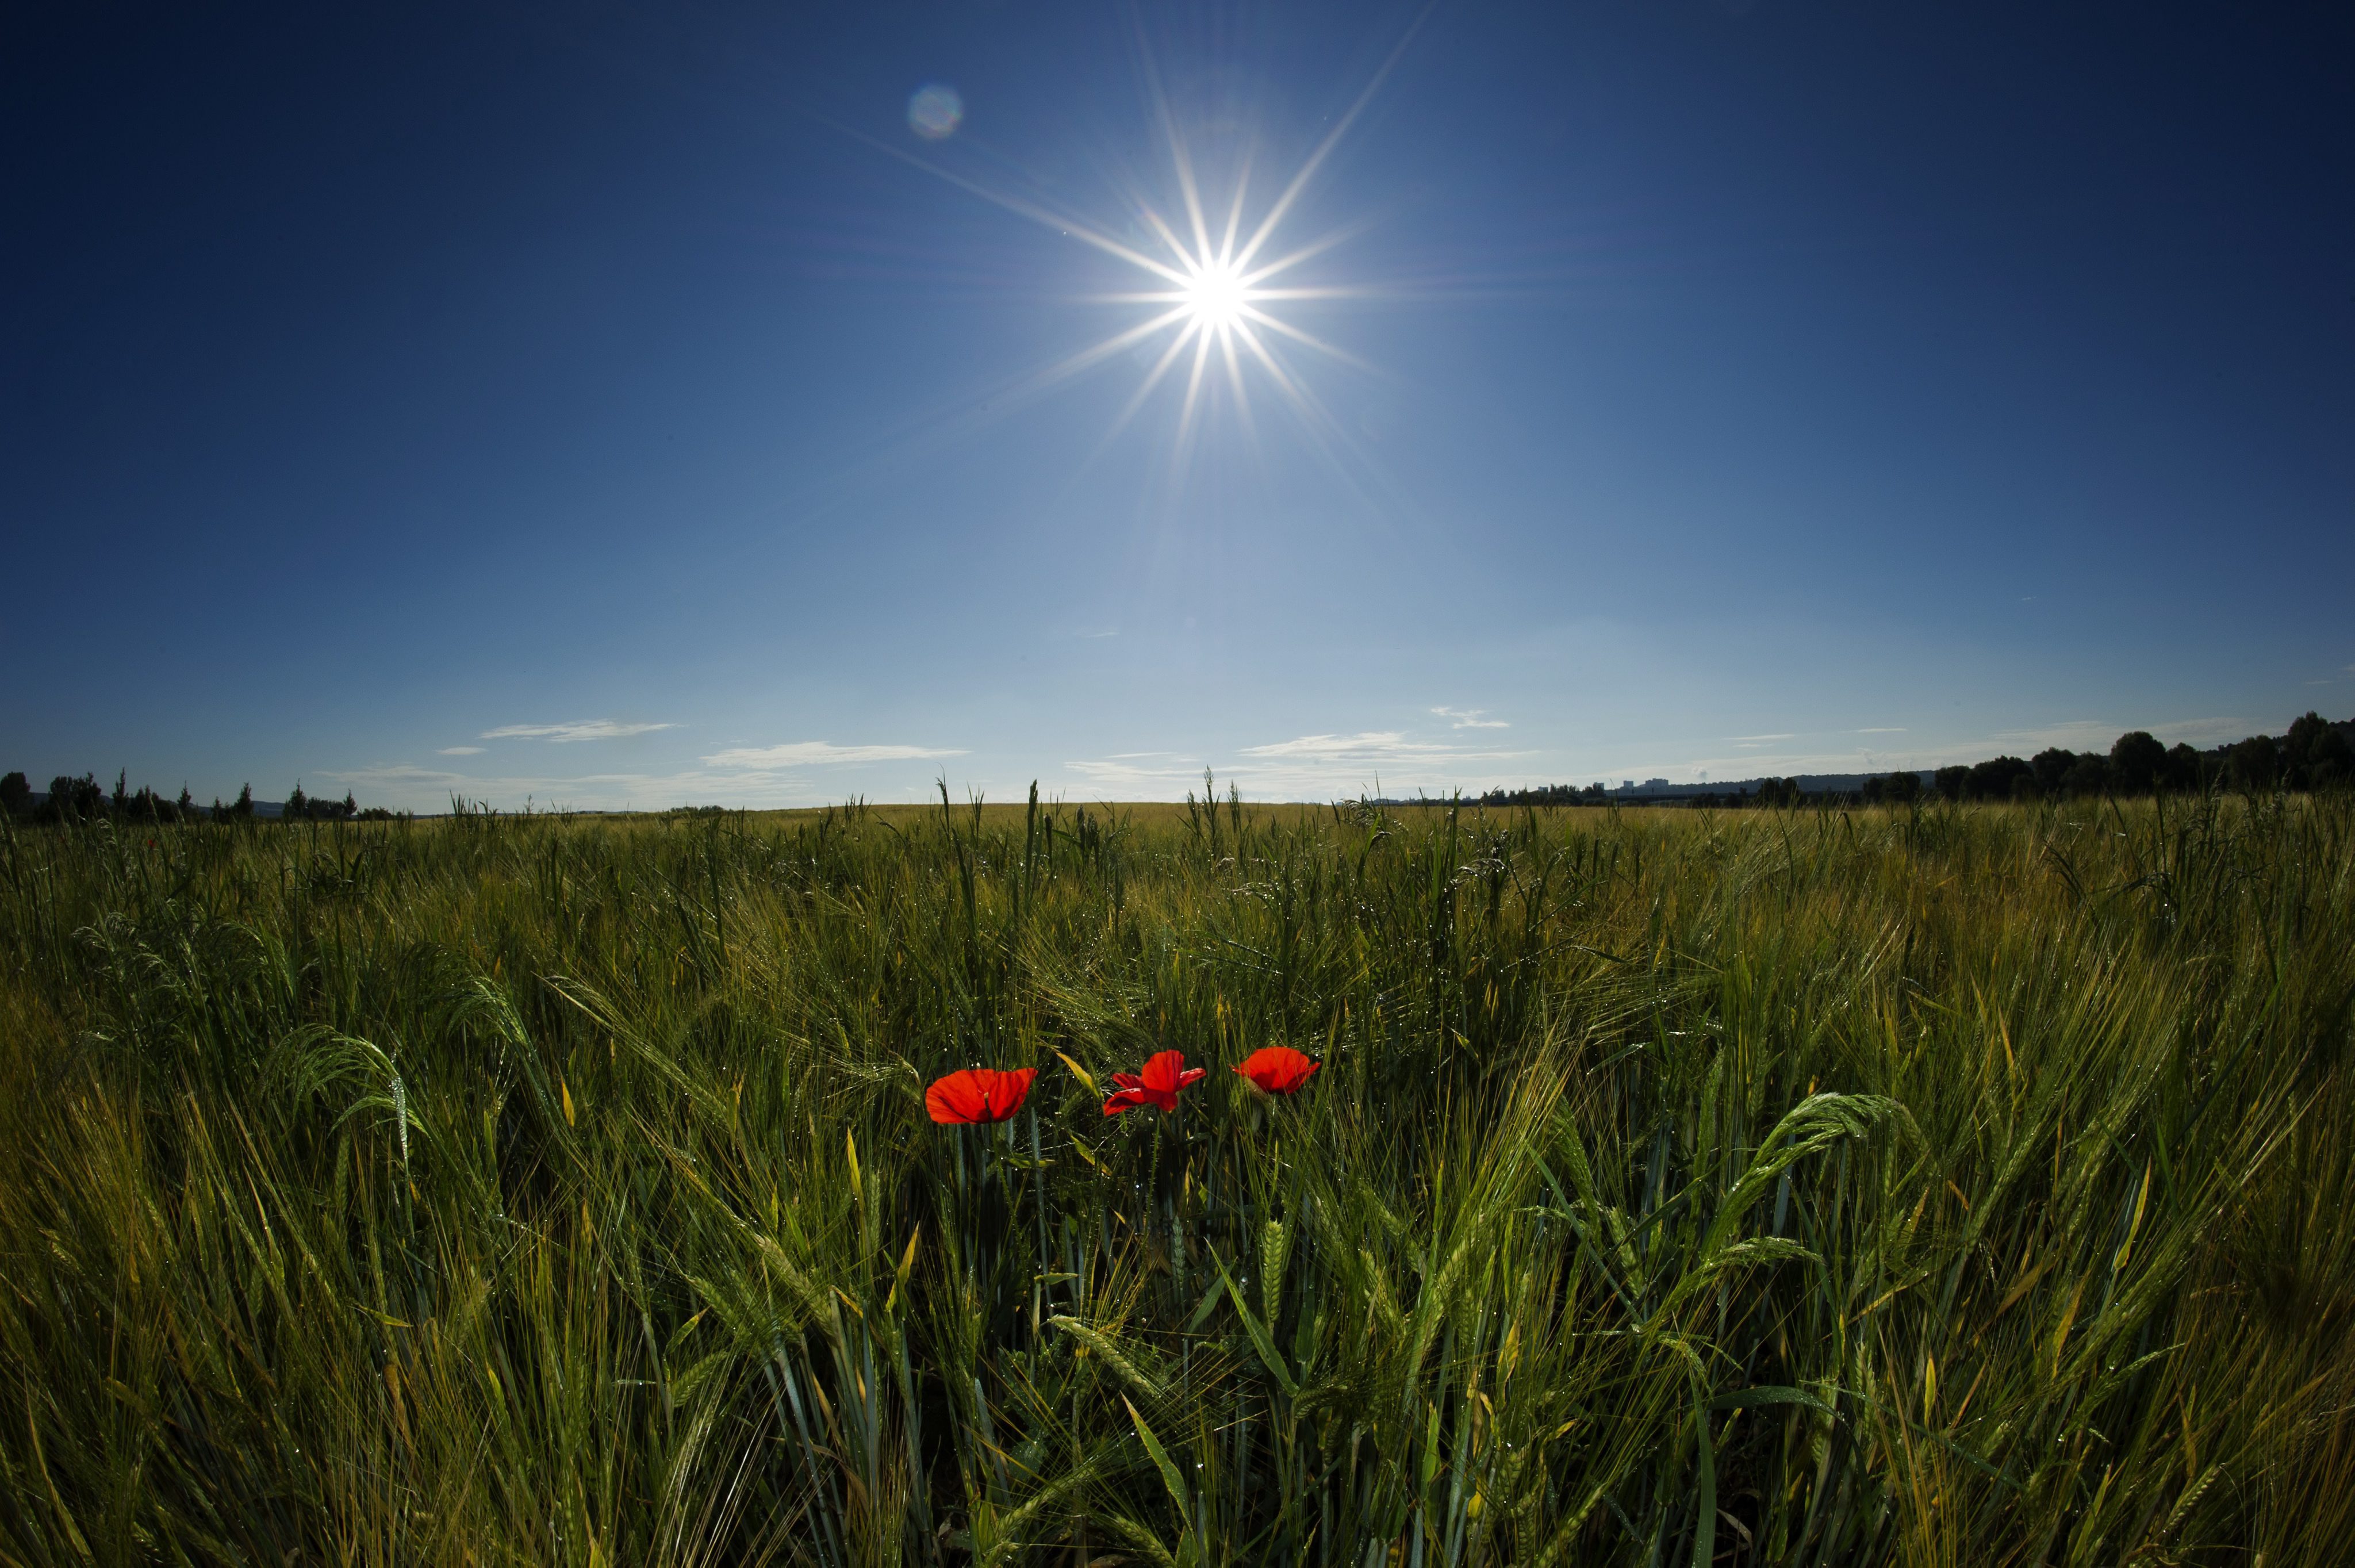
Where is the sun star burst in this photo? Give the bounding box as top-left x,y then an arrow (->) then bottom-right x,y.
851,17 -> 1424,475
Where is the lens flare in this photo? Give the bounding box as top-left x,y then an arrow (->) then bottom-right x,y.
907,83 -> 963,141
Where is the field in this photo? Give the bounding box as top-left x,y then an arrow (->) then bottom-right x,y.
1,792 -> 2350,1566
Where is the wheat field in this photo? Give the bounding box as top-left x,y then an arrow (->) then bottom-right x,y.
1,791 -> 2348,1566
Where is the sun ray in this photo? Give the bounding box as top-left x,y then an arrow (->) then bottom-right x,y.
1218,157 -> 1252,266
1103,318 -> 1205,450
1239,215 -> 1384,286
1234,304 -> 1379,372
827,113 -> 1192,285
1218,323 -> 1255,440
1132,18 -> 1217,266
1232,5 -> 1433,272
1173,323 -> 1216,456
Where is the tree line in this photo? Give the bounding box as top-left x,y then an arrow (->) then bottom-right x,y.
1480,711 -> 2354,810
0,770 -> 400,825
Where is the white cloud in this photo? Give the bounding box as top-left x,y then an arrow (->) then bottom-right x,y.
1989,716 -> 2245,750
1728,733 -> 1796,743
1431,706 -> 1509,730
1240,731 -> 1458,760
1066,756 -> 1203,791
437,746 -> 485,756
701,741 -> 967,769
1053,730 -> 1532,800
481,719 -> 677,743
1854,727 -> 1907,734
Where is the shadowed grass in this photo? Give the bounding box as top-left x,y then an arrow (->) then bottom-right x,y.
0,789 -> 2348,1564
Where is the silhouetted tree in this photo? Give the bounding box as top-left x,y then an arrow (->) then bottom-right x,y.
2229,735 -> 2280,791
0,772 -> 28,818
2162,743 -> 2207,792
2110,731 -> 2166,794
1934,765 -> 1970,800
2283,711 -> 2352,789
1966,756 -> 2031,800
45,775 -> 103,822
2031,748 -> 2080,795
2062,755 -> 2108,797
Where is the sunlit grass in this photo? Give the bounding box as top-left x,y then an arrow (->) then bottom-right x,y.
0,789 -> 2348,1565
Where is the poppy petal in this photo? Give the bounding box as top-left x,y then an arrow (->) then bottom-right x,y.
927,1071 -> 989,1124
1103,1087 -> 1151,1116
1234,1046 -> 1320,1095
928,1065 -> 1040,1124
981,1067 -> 1038,1120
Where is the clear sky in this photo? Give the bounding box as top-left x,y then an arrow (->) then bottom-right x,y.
6,2 -> 2350,809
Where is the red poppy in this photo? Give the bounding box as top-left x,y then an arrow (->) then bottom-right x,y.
1102,1050 -> 1207,1116
1233,1046 -> 1320,1095
926,1067 -> 1038,1125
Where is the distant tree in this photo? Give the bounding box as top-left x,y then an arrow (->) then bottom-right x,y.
1885,769 -> 1923,804
2161,743 -> 2206,793
111,769 -> 129,814
228,784 -> 255,822
2011,773 -> 2041,803
0,772 -> 28,818
2283,711 -> 2352,789
2229,735 -> 2280,791
2109,731 -> 2166,794
176,785 -> 194,816
2031,748 -> 2079,795
286,782 -> 310,820
1966,756 -> 2031,801
46,774 -> 103,822
340,791 -> 358,818
1934,765 -> 1970,801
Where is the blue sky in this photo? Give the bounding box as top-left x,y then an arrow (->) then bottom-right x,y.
5,2 -> 2350,809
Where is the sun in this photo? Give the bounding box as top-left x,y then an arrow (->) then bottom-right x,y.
1179,260 -> 1251,331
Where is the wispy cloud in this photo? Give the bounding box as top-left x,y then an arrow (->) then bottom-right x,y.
1240,731 -> 1459,760
437,746 -> 485,756
1729,733 -> 1795,743
1855,727 -> 1907,734
1431,706 -> 1509,730
481,719 -> 678,743
1989,716 -> 2245,749
1067,756 -> 1202,791
701,741 -> 966,769
1060,730 -> 1531,800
